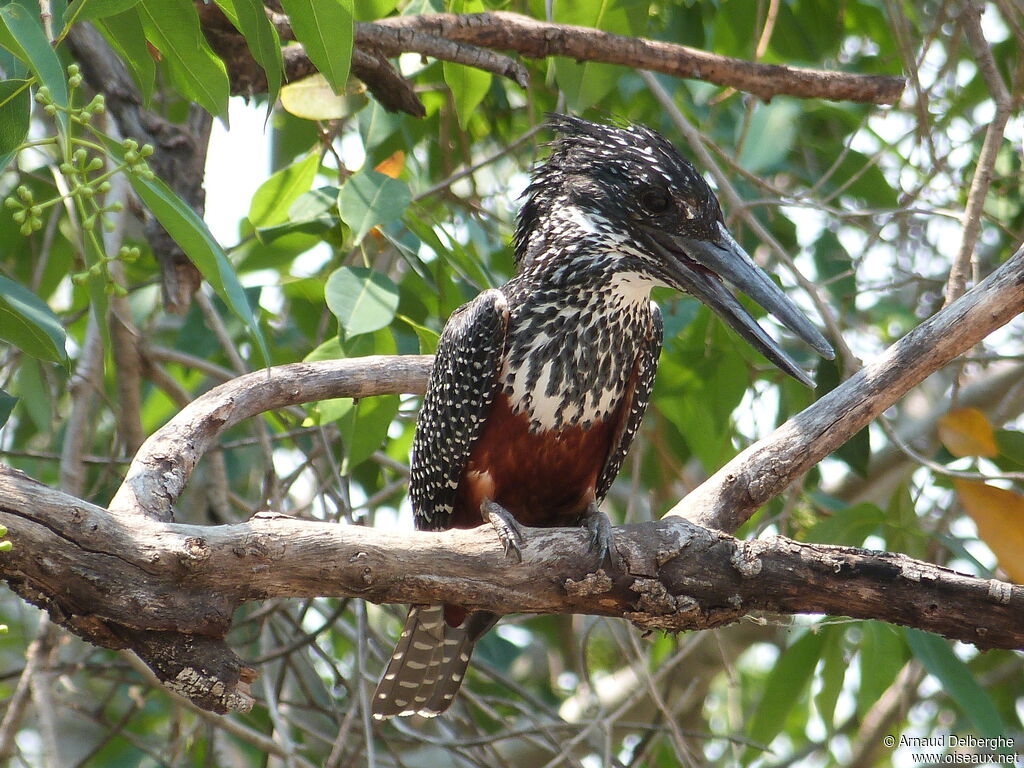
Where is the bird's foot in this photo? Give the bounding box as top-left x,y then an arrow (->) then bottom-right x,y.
582,502 -> 616,569
481,498 -> 525,563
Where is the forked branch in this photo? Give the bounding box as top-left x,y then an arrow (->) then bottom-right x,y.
205,10 -> 906,114
0,248 -> 1021,713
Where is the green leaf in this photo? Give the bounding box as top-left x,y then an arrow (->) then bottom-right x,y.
745,629 -> 826,752
354,0 -> 398,20
0,388 -> 16,427
552,0 -> 646,110
994,429 -> 1024,472
398,314 -> 439,355
904,628 -> 1005,737
358,98 -> 403,151
11,358 -> 50,431
404,210 -> 495,293
251,186 -> 339,243
884,484 -> 926,559
442,0 -> 490,127
856,621 -> 907,717
817,355 -> 870,476
0,78 -> 31,170
821,149 -> 897,208
738,100 -> 799,174
62,0 -> 140,26
339,394 -> 400,472
337,169 -> 411,244
137,0 -> 229,119
443,61 -> 491,130
0,41 -> 27,79
325,266 -> 399,339
812,229 -> 856,307
804,502 -> 885,547
655,310 -> 751,471
771,0 -> 844,62
814,625 -> 847,731
0,4 -> 68,135
214,0 -> 283,109
710,0 -> 758,58
95,8 -> 155,102
288,186 -> 339,225
255,186 -> 341,242
0,275 -> 68,364
248,152 -> 321,228
114,143 -> 268,364
279,0 -> 353,93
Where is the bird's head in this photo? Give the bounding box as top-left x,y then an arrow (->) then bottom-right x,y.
515,114 -> 835,386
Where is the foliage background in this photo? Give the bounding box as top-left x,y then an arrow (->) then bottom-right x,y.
0,0 -> 1023,765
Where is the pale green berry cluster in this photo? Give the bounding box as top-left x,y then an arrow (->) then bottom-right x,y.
5,64 -> 157,237
3,185 -> 42,236
3,64 -> 160,298
71,244 -> 142,295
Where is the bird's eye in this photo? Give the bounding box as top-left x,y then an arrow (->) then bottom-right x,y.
640,188 -> 671,214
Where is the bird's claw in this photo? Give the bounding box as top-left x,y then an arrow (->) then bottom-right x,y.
583,503 -> 616,569
482,499 -> 525,563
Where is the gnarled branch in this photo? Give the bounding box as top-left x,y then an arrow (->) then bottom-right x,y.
1,465 -> 1022,716
0,248 -> 1022,713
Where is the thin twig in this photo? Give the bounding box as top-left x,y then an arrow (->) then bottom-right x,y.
943,1 -> 1015,306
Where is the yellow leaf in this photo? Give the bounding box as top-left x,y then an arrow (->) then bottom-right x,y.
374,150 -> 405,179
280,73 -> 366,121
938,407 -> 998,458
954,479 -> 1024,583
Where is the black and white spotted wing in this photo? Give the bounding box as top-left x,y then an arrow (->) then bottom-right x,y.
595,301 -> 663,502
410,289 -> 510,532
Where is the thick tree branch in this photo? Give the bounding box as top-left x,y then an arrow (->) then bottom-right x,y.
108,356 -> 432,520
670,245 -> 1024,532
203,10 -> 904,108
366,12 -> 906,105
4,252 -> 1022,715
1,464 -> 1021,713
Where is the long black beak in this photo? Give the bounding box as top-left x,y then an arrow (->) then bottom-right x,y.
646,223 -> 835,387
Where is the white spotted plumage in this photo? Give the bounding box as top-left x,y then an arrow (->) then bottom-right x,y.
374,113 -> 724,720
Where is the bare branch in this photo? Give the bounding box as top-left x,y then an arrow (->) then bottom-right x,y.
349,49 -> 426,118
943,2 -> 1017,305
367,12 -> 906,105
355,17 -> 530,87
108,356 -> 432,520
201,9 -> 904,108
670,245 -> 1024,532
0,465 -> 1021,714
1,248 -> 1022,716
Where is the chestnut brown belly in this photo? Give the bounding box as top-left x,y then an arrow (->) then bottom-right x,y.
450,393 -> 619,529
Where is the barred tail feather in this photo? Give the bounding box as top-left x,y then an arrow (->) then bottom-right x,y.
421,627 -> 475,715
372,605 -> 475,719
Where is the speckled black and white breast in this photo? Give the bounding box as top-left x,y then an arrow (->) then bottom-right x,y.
500,266 -> 658,433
